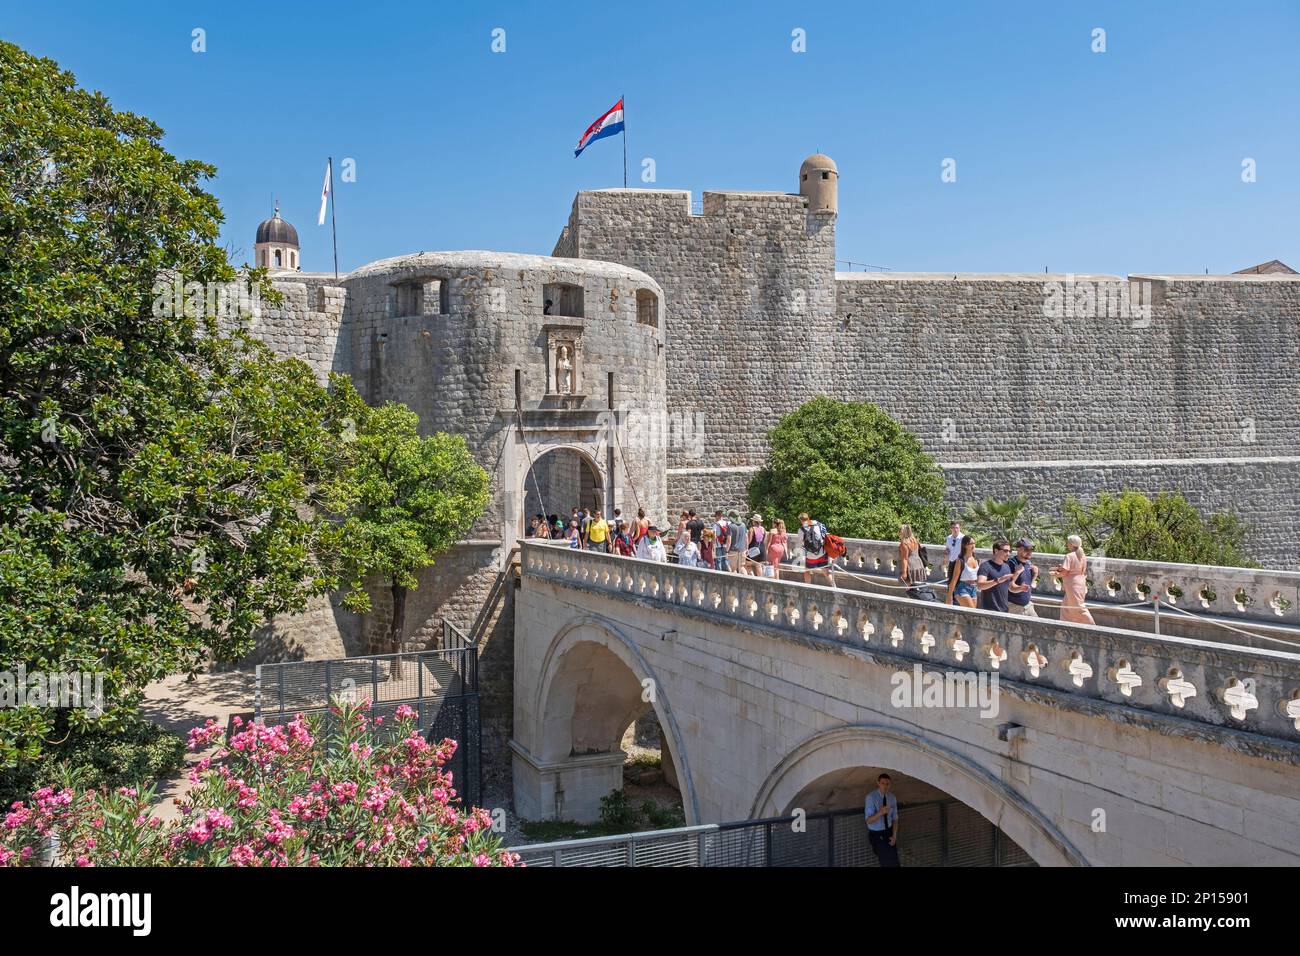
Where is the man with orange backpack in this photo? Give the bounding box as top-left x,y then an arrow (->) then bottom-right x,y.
799,512 -> 837,589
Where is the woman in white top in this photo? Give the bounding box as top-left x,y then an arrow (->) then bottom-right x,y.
946,535 -> 979,608
674,532 -> 699,567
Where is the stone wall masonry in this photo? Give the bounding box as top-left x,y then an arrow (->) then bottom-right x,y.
238,275 -> 350,383
562,189 -> 838,470
834,273 -> 1300,464
942,457 -> 1300,570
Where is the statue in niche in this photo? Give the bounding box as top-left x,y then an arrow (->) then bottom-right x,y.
555,344 -> 574,395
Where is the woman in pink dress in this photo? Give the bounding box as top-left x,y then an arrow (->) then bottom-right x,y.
764,519 -> 788,578
1052,535 -> 1095,625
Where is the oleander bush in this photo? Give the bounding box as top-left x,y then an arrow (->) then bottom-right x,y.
1,703 -> 519,867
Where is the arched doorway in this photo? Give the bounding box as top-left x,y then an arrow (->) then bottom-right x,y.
750,725 -> 1085,866
522,446 -> 604,533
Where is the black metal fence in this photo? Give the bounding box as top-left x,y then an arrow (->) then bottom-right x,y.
705,801 -> 1036,867
254,623 -> 481,807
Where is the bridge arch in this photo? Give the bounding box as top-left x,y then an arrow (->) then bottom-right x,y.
530,614 -> 700,824
750,724 -> 1086,866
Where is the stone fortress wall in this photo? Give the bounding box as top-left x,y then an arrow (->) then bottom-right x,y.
241,155 -> 1297,797
240,253 -> 667,790
557,161 -> 1300,568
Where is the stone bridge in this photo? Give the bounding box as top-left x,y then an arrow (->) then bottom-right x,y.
511,541 -> 1300,866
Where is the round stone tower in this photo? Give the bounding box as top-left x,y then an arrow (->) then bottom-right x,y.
254,203 -> 301,271
799,153 -> 838,215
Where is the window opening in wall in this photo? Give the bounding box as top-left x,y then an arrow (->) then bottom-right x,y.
394,281 -> 423,317
607,372 -> 615,409
635,289 -> 659,328
543,282 -> 584,318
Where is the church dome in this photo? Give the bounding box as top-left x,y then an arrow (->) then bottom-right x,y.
256,208 -> 299,246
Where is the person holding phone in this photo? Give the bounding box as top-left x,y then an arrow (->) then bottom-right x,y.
976,539 -> 1016,612
865,773 -> 901,866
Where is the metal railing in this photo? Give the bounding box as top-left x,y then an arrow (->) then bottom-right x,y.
506,802 -> 1036,867
255,631 -> 482,806
507,825 -> 715,867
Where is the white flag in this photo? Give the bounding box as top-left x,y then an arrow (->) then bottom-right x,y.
317,160 -> 331,225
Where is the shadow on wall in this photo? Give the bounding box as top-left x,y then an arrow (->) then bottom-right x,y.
224,592 -> 365,670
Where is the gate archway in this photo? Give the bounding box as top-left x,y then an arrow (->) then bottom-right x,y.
522,445 -> 604,533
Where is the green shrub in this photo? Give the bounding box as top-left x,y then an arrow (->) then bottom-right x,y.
598,789 -> 641,832
0,715 -> 185,809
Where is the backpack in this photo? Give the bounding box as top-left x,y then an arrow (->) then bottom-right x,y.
803,521 -> 826,553
824,534 -> 847,559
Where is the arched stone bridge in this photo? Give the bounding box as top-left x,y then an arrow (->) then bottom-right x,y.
511,541 -> 1300,866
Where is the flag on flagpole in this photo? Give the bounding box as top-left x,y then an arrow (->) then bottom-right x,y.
317,160 -> 331,225
574,98 -> 625,158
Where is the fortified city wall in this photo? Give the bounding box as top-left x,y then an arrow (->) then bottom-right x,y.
558,160 -> 1300,567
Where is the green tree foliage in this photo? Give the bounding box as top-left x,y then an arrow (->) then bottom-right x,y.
338,404 -> 490,656
0,41 -> 364,767
1062,491 -> 1256,568
747,397 -> 946,541
959,495 -> 1066,551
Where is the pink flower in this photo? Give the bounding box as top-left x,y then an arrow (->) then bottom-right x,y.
187,720 -> 224,750
229,844 -> 257,867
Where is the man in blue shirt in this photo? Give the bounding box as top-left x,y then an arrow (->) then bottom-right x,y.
1006,538 -> 1040,617
864,773 -> 900,866
977,539 -> 1015,613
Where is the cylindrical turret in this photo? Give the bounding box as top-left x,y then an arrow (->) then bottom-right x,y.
799,153 -> 838,215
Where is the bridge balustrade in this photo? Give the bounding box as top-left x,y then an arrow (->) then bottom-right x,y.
826,536 -> 1300,630
521,541 -> 1300,743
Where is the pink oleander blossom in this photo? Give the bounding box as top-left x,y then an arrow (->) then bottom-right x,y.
0,703 -> 519,869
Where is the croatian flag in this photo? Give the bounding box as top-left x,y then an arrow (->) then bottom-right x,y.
574,97 -> 624,158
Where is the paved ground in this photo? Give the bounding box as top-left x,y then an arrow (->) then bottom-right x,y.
139,668 -> 256,821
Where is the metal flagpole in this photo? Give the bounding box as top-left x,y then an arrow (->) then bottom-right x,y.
621,94 -> 627,189
328,156 -> 339,282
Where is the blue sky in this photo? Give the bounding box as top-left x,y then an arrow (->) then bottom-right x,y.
5,0 -> 1298,275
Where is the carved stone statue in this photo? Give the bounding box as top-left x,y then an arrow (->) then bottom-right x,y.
556,345 -> 573,395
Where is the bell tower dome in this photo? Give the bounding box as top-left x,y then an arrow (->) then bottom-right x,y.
254,203 -> 301,271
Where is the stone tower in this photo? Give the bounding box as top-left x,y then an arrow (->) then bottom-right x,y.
799,153 -> 838,215
254,203 -> 300,271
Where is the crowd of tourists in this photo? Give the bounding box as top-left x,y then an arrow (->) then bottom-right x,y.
527,510 -> 1097,623
527,507 -> 839,586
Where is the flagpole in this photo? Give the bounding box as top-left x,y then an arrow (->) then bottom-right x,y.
328,156 -> 339,282
621,94 -> 627,189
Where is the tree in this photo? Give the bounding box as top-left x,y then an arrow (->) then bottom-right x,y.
0,41 -> 362,767
747,397 -> 947,541
339,404 -> 489,657
1062,491 -> 1257,568
959,496 -> 1065,551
